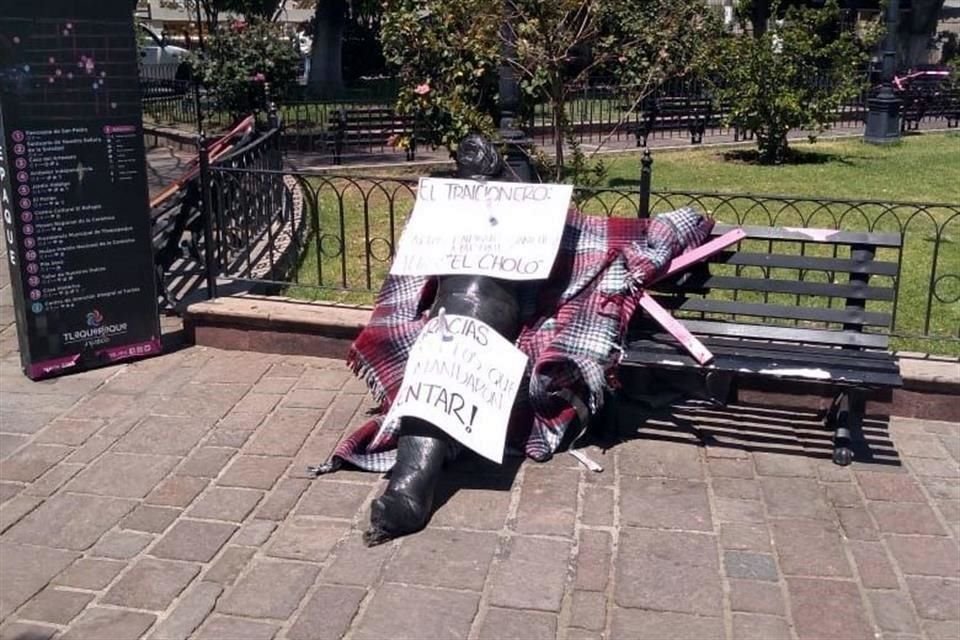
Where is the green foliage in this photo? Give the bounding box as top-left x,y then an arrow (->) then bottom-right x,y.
381,0 -> 720,178
190,18 -> 300,118
709,1 -> 877,164
381,0 -> 501,151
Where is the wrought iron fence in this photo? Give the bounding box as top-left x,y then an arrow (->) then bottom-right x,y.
143,73 -> 958,162
271,77 -> 957,161
202,166 -> 959,350
140,77 -> 233,130
150,123 -> 285,308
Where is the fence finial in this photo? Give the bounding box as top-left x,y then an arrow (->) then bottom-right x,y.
639,146 -> 653,219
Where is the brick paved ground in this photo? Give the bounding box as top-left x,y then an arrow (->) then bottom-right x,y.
1,310 -> 958,640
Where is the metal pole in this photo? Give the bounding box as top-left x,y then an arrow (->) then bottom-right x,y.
864,0 -> 900,144
197,135 -> 218,298
498,1 -> 536,183
638,147 -> 652,219
192,0 -> 205,135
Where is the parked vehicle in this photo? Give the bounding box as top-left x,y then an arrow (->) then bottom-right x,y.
138,23 -> 190,82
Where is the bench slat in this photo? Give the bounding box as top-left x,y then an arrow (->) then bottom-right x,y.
655,297 -> 892,327
713,223 -> 903,248
630,335 -> 901,372
712,251 -> 899,276
660,274 -> 895,301
621,345 -> 902,387
641,318 -> 891,349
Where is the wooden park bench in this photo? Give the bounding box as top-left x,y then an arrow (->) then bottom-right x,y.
621,224 -> 903,466
631,95 -> 715,146
329,107 -> 418,164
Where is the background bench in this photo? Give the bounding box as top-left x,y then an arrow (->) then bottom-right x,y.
329,107 -> 418,164
621,224 -> 903,465
631,95 -> 715,146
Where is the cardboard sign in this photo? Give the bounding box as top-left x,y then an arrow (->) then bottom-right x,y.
0,0 -> 161,379
383,313 -> 528,463
390,177 -> 572,280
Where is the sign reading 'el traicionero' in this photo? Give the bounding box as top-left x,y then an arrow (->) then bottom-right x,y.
0,0 -> 161,380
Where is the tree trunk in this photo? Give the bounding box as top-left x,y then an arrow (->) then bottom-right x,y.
897,0 -> 946,68
308,0 -> 346,97
750,0 -> 771,37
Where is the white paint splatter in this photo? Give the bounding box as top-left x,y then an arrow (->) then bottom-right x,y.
758,368 -> 832,379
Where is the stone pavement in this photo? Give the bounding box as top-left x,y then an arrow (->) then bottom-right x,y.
1,313 -> 958,640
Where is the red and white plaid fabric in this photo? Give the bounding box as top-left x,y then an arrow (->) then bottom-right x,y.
326,207 -> 714,472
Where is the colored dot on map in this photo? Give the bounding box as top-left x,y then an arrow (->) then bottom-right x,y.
13,36 -> 20,44
48,57 -> 55,64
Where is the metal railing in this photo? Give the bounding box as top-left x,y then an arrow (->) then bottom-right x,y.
150,121 -> 285,307
201,164 -> 959,350
143,74 -> 959,161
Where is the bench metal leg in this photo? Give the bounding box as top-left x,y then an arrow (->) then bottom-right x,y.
827,390 -> 865,466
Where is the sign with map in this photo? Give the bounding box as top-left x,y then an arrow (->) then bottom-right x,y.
0,0 -> 161,379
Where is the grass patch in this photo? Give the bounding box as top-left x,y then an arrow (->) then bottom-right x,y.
282,133 -> 960,354
602,133 -> 960,202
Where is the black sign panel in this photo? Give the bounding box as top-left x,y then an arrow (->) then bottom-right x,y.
1,0 -> 161,380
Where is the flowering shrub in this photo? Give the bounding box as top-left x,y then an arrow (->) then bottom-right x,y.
190,18 -> 300,119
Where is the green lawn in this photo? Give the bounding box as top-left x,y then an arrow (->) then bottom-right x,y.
283,133 -> 960,354
600,133 -> 960,202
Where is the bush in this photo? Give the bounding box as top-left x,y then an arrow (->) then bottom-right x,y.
709,0 -> 875,164
190,18 -> 300,119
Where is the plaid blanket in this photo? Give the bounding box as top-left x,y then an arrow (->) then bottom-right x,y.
324,207 -> 713,473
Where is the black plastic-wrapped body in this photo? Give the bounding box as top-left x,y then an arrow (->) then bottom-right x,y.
364,134 -> 526,546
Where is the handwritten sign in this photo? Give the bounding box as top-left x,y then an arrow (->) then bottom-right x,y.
383,313 -> 528,463
390,177 -> 572,280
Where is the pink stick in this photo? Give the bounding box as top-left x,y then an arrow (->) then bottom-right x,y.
656,228 -> 747,283
638,292 -> 714,365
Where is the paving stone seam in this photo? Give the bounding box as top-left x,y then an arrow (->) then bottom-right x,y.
425,523 -> 585,542
703,445 -> 738,640
848,464 -> 929,637
556,463 -> 590,638
901,455 -> 960,546
337,542 -> 403,640
274,479 -> 384,639
462,461 -> 529,640
0,496 -> 42,534
194,377 -> 370,633
750,456 -> 801,640
601,438 -> 624,640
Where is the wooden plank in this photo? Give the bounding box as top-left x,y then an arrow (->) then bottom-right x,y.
647,318 -> 890,349
711,251 -> 899,276
657,229 -> 748,281
659,275 -> 895,301
637,293 -> 714,364
712,223 -> 903,248
654,297 -> 892,327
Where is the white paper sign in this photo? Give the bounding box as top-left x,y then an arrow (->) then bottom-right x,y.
383,313 -> 528,463
390,177 -> 573,280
